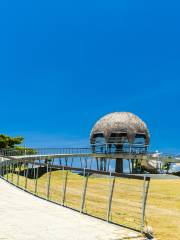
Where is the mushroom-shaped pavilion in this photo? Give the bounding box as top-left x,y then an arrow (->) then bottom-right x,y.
90,112 -> 150,173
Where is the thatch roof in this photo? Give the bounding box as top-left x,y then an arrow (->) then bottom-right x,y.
90,112 -> 150,145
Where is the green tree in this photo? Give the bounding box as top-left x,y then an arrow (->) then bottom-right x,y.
0,134 -> 24,148
163,162 -> 171,173
0,134 -> 36,155
16,146 -> 37,155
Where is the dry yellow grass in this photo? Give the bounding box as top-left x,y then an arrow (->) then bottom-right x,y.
4,169 -> 180,240
146,179 -> 180,240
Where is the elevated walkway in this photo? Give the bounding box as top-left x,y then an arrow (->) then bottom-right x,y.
1,147 -> 180,173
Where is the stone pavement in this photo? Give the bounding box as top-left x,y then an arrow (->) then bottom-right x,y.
0,179 -> 144,240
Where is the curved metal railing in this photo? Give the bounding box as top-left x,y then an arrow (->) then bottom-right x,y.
0,156 -> 150,233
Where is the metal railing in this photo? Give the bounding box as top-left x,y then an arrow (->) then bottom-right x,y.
0,145 -> 148,157
1,147 -> 180,159
0,157 -> 150,232
0,148 -> 92,157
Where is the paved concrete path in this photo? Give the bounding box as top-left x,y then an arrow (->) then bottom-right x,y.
0,179 -> 143,240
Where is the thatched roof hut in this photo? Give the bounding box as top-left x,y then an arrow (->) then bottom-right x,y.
90,112 -> 150,146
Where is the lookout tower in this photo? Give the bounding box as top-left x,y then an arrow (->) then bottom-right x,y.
90,112 -> 150,173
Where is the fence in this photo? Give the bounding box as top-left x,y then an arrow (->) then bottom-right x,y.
0,157 -> 150,232
1,147 -> 179,163
0,148 -> 92,156
0,147 -> 147,173
0,145 -> 150,157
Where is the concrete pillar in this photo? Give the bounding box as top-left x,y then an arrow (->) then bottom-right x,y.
100,159 -> 103,171
115,144 -> 123,173
115,158 -> 123,173
96,158 -> 99,170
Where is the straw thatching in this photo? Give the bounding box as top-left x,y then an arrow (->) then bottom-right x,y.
90,112 -> 150,145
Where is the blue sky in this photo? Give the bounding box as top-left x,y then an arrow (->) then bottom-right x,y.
0,1 -> 180,152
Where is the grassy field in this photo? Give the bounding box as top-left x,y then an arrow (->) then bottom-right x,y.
146,179 -> 180,239
4,168 -> 180,240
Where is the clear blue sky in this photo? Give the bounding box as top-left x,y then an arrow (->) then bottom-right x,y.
0,1 -> 180,152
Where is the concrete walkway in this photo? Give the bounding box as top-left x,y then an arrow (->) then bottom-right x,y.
0,179 -> 143,240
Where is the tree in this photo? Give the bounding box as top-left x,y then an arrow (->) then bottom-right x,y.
0,134 -> 36,155
0,134 -> 24,149
163,162 -> 171,173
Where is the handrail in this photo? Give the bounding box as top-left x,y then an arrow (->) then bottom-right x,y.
0,147 -> 180,162
0,156 -> 150,233
0,146 -> 148,156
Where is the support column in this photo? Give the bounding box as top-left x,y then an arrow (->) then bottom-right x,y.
96,158 -> 99,170
100,158 -> 103,171
115,159 -> 123,173
115,144 -> 123,173
131,159 -> 135,173
131,159 -> 139,173
103,158 -> 107,171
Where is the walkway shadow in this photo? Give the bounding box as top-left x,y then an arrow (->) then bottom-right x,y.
14,167 -> 60,179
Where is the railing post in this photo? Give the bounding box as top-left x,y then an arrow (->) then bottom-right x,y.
6,161 -> 9,181
0,159 -> 2,176
25,163 -> 29,189
11,161 -> 14,183
62,167 -> 68,206
32,161 -> 35,179
23,162 -> 26,181
34,160 -> 40,195
80,168 -> 89,213
0,162 -> 2,177
46,162 -> 49,198
2,162 -> 4,177
2,162 -> 4,178
17,161 -> 20,186
107,172 -> 115,222
10,162 -> 13,180
141,175 -> 150,232
46,162 -> 51,200
3,162 -> 5,177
